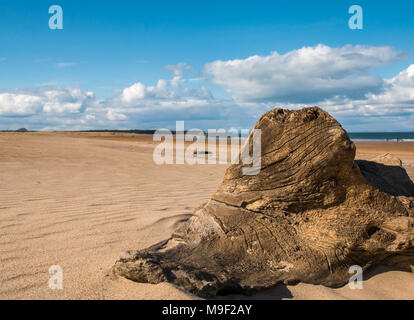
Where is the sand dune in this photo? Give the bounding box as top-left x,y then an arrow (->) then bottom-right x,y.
1,132 -> 413,299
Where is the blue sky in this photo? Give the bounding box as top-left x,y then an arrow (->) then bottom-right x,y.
1,0 -> 414,131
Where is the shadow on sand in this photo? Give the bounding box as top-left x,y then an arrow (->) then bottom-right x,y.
356,159 -> 414,197
210,283 -> 294,300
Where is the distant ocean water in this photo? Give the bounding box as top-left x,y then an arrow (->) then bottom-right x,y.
181,132 -> 414,141
348,132 -> 414,141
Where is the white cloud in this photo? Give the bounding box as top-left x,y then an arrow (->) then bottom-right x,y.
310,64 -> 414,117
366,65 -> 414,107
260,63 -> 414,131
121,79 -> 175,102
0,93 -> 43,116
107,109 -> 127,121
165,62 -> 192,77
42,88 -> 95,113
0,87 -> 96,117
1,45 -> 414,132
121,69 -> 212,104
204,44 -> 405,103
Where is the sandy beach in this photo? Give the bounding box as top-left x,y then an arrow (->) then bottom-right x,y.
1,132 -> 414,300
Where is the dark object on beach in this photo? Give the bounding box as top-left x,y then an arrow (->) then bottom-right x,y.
112,107 -> 414,297
193,151 -> 212,155
16,128 -> 28,132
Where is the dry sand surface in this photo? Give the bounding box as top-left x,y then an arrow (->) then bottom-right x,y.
1,132 -> 414,300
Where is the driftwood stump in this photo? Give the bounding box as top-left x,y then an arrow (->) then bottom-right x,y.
113,107 -> 414,297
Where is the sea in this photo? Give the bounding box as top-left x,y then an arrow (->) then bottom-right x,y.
348,132 -> 414,141
190,132 -> 414,142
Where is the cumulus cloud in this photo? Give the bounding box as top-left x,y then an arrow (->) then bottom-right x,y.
120,64 -> 213,104
97,98 -> 266,131
0,93 -> 43,116
42,88 -> 95,113
0,87 -> 95,117
204,44 -> 405,103
264,63 -> 414,131
1,45 -> 414,131
107,109 -> 127,121
121,79 -> 175,102
165,62 -> 192,77
309,64 -> 414,117
366,65 -> 414,108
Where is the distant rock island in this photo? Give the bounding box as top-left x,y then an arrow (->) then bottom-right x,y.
112,106 -> 414,297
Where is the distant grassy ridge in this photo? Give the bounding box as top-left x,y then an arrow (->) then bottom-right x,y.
3,129 -> 414,140
0,129 -> 245,137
